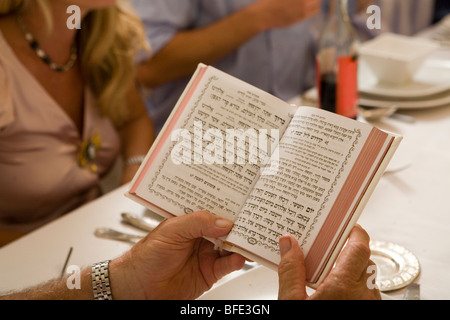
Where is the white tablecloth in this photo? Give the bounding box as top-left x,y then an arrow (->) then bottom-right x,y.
1,37 -> 450,300
1,100 -> 450,299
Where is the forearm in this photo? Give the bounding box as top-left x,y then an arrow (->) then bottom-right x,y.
0,260 -> 133,300
136,3 -> 267,88
1,268 -> 93,300
119,86 -> 156,184
120,115 -> 154,160
119,115 -> 154,184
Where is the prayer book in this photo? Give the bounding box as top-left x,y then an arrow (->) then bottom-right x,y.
126,64 -> 402,287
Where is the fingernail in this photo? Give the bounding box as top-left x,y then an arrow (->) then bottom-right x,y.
279,236 -> 292,256
215,218 -> 232,228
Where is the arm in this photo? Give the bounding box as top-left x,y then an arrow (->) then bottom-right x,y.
118,84 -> 156,184
137,0 -> 322,88
1,268 -> 93,300
1,211 -> 245,300
356,0 -> 375,14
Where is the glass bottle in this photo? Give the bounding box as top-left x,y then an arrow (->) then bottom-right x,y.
316,0 -> 359,119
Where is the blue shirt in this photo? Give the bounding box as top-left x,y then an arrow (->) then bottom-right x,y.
131,0 -> 318,132
131,0 -> 438,131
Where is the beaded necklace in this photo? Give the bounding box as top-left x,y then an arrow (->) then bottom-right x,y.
16,15 -> 77,72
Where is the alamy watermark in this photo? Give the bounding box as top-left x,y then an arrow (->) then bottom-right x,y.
366,5 -> 382,30
170,121 -> 280,175
366,265 -> 379,290
65,265 -> 81,290
66,5 -> 81,30
66,4 -> 383,31
64,263 -> 379,291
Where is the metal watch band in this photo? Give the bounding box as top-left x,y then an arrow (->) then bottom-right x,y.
125,155 -> 146,167
92,260 -> 112,300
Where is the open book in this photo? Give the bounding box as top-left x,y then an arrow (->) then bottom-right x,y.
126,64 -> 402,287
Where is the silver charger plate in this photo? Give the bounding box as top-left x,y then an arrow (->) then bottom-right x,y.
370,240 -> 420,292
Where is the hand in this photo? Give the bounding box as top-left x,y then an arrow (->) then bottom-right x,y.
356,0 -> 375,14
110,211 -> 246,300
277,225 -> 381,300
252,0 -> 322,30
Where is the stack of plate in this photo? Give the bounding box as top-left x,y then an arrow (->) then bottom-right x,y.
358,58 -> 450,110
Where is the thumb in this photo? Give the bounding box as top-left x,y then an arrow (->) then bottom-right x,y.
161,211 -> 234,242
277,235 -> 308,300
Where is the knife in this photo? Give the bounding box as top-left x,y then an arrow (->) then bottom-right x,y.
403,283 -> 420,300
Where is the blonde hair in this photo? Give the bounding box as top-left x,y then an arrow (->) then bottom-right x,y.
0,0 -> 149,127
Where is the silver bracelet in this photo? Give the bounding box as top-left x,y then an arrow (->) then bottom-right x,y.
125,155 -> 146,167
92,260 -> 112,300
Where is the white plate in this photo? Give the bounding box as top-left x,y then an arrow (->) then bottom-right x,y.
359,59 -> 450,99
370,241 -> 420,292
359,92 -> 450,109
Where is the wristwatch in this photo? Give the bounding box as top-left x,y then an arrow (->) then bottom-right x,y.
92,260 -> 112,300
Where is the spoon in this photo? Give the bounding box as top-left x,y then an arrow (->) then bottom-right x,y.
94,228 -> 143,244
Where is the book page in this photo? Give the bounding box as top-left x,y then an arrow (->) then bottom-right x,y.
225,107 -> 382,264
130,65 -> 297,221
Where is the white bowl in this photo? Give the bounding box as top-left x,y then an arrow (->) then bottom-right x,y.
358,33 -> 439,85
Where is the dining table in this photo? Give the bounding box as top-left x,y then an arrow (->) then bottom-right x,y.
1,24 -> 450,301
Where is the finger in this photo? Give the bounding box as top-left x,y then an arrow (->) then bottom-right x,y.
161,211 -> 234,241
213,253 -> 246,280
334,225 -> 372,281
277,235 -> 308,300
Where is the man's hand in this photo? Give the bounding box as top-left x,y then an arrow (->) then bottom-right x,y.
251,0 -> 322,30
110,211 -> 246,300
278,225 -> 381,300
